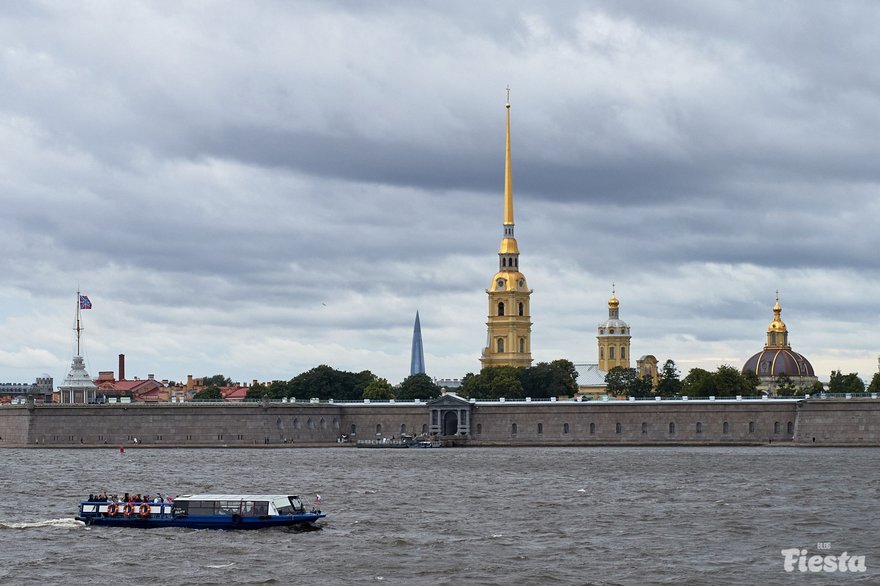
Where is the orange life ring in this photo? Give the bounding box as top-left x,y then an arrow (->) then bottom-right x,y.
123,503 -> 134,517
139,503 -> 151,518
107,503 -> 118,517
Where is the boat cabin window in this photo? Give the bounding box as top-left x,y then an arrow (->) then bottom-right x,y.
273,496 -> 304,515
175,499 -> 270,517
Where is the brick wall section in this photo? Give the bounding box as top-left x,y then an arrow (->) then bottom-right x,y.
794,400 -> 880,446
468,401 -> 797,445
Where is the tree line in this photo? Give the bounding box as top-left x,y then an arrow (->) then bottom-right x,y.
605,360 -> 880,397
191,359 -> 580,401
191,359 -> 879,401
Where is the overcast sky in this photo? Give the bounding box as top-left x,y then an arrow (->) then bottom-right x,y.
2,1 -> 879,387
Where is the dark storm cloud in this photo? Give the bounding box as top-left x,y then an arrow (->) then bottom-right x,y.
2,1 -> 880,383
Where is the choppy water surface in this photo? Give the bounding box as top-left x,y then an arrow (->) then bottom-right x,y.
0,447 -> 878,585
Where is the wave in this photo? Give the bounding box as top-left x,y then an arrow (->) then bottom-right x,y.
0,518 -> 84,529
203,562 -> 235,569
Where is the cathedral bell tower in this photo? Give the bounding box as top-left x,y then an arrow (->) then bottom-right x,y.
597,287 -> 631,372
480,94 -> 533,369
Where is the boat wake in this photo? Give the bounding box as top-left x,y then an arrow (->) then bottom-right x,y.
0,518 -> 84,530
204,562 -> 235,569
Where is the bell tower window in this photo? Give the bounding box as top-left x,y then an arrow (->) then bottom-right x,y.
497,338 -> 504,353
518,302 -> 524,316
498,302 -> 505,316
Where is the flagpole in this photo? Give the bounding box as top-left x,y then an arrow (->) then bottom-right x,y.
75,289 -> 82,357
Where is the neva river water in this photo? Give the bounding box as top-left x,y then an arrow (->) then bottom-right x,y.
0,446 -> 878,585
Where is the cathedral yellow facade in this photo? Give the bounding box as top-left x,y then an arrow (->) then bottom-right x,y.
480,98 -> 533,369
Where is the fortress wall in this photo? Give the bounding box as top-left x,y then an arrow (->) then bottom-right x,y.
12,403 -> 346,447
1,399 -> 879,447
337,404 -> 430,440
794,400 -> 880,446
0,407 -> 31,446
469,401 -> 798,445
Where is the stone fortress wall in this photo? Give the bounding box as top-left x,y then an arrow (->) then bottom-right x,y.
0,398 -> 878,448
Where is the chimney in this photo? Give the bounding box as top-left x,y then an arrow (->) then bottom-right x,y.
118,354 -> 125,381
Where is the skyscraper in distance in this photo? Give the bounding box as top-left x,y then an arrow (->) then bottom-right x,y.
410,311 -> 426,375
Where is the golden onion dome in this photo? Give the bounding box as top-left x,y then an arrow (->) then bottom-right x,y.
767,299 -> 787,333
608,294 -> 619,309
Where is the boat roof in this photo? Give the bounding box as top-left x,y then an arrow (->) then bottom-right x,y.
175,494 -> 299,501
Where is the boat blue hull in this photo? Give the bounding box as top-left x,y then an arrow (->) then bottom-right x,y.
76,503 -> 324,529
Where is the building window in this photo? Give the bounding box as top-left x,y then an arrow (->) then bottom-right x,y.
669,422 -> 675,434
749,421 -> 755,433
400,424 -> 407,435
600,347 -> 605,360
696,422 -> 703,434
537,423 -> 543,434
723,421 -> 730,434
615,422 -> 622,434
376,424 -> 382,435
497,338 -> 505,353
787,421 -> 794,434
518,302 -> 524,316
590,422 -> 595,435
422,424 -> 428,434
498,302 -> 505,316
519,338 -> 525,353
641,422 -> 647,434
609,347 -> 615,360
511,423 -> 517,436
563,423 -> 570,434
350,424 -> 356,435
621,347 -> 626,359
774,421 -> 780,434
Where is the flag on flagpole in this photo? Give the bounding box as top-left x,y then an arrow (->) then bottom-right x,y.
79,295 -> 92,309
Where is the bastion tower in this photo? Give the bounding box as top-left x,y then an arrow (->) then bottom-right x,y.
480,95 -> 532,369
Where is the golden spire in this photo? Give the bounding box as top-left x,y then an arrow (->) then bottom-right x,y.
768,291 -> 787,333
504,85 -> 514,226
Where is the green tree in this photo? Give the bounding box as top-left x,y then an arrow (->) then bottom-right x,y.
655,359 -> 682,397
192,386 -> 223,401
629,374 -> 653,398
741,370 -> 760,395
867,373 -> 880,394
202,374 -> 232,387
395,373 -> 441,401
363,378 -> 394,400
245,381 -> 268,400
807,380 -> 826,395
288,365 -> 376,400
713,364 -> 751,397
681,368 -> 713,397
489,371 -> 524,399
605,366 -> 637,396
460,371 -> 488,399
774,373 -> 796,396
461,366 -> 524,399
519,359 -> 579,398
828,370 -> 865,394
548,359 -> 579,396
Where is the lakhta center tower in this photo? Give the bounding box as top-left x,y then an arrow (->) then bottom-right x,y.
480,94 -> 532,369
